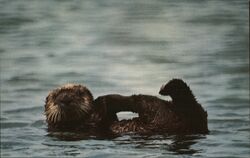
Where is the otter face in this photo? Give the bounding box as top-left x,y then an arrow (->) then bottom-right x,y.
159,79 -> 191,99
45,84 -> 94,129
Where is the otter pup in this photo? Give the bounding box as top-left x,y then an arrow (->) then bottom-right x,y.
97,79 -> 208,134
159,79 -> 208,133
44,84 -> 118,132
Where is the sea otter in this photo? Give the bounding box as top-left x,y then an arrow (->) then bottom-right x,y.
44,79 -> 208,135
96,79 -> 208,134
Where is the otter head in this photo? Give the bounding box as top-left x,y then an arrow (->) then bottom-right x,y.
160,79 -> 208,133
159,79 -> 195,102
45,84 -> 94,130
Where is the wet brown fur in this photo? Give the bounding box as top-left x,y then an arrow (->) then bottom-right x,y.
45,84 -> 118,132
96,79 -> 208,134
45,79 -> 208,135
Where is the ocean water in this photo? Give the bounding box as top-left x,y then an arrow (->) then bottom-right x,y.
0,0 -> 249,157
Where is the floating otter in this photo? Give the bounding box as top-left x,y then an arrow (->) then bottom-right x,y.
44,79 -> 208,135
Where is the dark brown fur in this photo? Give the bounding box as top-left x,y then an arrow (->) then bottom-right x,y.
44,84 -> 117,132
95,79 -> 208,134
45,79 -> 208,135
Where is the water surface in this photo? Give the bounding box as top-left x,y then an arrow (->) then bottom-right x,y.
0,0 -> 249,157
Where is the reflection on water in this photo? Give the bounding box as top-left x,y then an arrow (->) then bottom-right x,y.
0,0 -> 249,157
114,134 -> 205,155
45,132 -> 205,156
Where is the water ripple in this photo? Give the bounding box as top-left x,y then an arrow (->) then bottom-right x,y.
0,0 -> 248,157
1,122 -> 29,129
4,106 -> 42,114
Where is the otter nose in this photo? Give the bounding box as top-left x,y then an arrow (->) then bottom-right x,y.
58,102 -> 66,108
56,95 -> 72,108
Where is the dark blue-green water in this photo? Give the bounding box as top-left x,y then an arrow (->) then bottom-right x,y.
0,0 -> 249,157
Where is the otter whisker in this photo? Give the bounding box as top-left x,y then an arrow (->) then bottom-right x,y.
53,111 -> 58,123
51,108 -> 58,123
51,112 -> 55,123
61,109 -> 66,121
57,110 -> 62,121
54,111 -> 59,123
80,103 -> 90,113
79,105 -> 88,116
76,107 -> 84,119
47,110 -> 53,120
